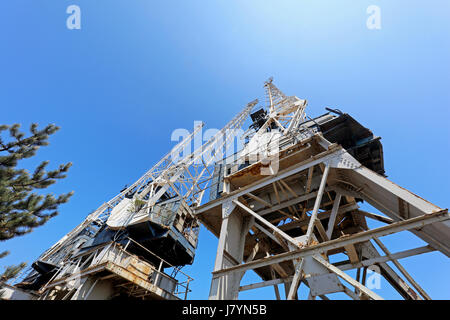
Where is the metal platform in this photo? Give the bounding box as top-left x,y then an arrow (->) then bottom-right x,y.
20,240 -> 192,300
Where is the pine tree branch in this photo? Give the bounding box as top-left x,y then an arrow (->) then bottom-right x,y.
0,123 -> 73,241
0,262 -> 27,282
0,251 -> 9,259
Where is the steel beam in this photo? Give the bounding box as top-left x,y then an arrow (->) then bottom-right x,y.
326,193 -> 342,239
304,162 -> 330,242
337,245 -> 434,271
288,162 -> 330,299
313,255 -> 383,300
372,238 -> 431,300
211,210 -> 449,278
233,199 -> 299,247
239,277 -> 292,292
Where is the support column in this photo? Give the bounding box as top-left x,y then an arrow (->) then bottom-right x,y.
209,200 -> 252,300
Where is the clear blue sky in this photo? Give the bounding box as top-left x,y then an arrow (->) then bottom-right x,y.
1,0 -> 449,299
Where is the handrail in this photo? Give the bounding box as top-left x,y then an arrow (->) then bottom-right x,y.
125,237 -> 193,281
